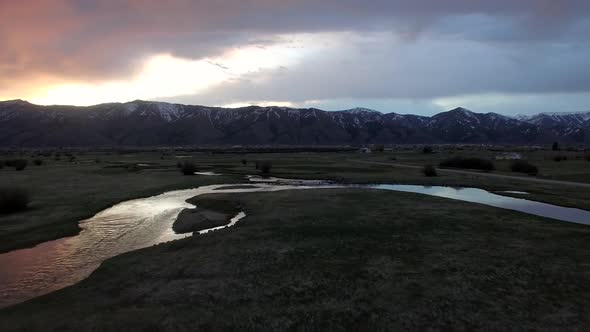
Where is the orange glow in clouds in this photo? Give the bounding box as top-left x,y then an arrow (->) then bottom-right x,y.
27,42 -> 300,106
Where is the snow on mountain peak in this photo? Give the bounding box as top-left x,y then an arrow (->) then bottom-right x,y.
341,107 -> 381,114
120,100 -> 183,121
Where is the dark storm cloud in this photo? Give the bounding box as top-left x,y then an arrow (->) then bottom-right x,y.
1,0 -> 590,103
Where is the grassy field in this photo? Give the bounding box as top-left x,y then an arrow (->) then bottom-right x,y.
0,153 -> 241,252
3,189 -> 590,330
1,149 -> 590,252
365,148 -> 590,183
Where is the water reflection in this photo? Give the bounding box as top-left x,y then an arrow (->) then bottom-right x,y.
0,184 -> 326,308
373,185 -> 590,225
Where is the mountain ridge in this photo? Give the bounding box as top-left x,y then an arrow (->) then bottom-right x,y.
1,100 -> 588,146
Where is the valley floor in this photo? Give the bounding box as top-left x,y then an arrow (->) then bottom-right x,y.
2,148 -> 590,330
2,189 -> 590,330
1,149 -> 590,253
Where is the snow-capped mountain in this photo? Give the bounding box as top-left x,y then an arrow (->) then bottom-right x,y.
0,100 -> 588,146
516,111 -> 590,128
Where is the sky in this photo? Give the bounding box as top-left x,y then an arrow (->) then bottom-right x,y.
1,0 -> 590,115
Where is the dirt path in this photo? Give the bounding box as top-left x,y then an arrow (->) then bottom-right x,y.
350,159 -> 590,189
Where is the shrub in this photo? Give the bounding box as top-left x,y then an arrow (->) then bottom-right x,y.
372,144 -> 385,152
423,165 -> 437,177
33,159 -> 43,166
180,161 -> 196,175
0,160 -> 4,169
255,161 -> 260,170
552,142 -> 560,151
241,159 -> 247,165
422,146 -> 433,154
176,161 -> 183,168
553,155 -> 568,162
259,161 -> 272,175
510,160 -> 538,175
11,159 -> 28,171
0,187 -> 30,213
439,156 -> 495,171
586,154 -> 590,161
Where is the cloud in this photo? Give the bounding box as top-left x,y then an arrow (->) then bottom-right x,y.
1,0 -> 590,112
166,30 -> 590,103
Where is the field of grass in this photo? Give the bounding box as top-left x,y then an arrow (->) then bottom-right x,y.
1,148 -> 590,252
3,189 -> 590,330
366,148 -> 590,183
0,153 -> 241,252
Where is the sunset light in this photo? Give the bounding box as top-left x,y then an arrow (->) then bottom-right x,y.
1,2 -> 590,329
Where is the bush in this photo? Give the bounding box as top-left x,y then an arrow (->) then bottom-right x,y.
552,142 -> 560,151
241,159 -> 247,165
423,165 -> 437,177
553,155 -> 568,162
180,161 -> 196,175
510,160 -> 538,175
372,144 -> 385,152
8,159 -> 28,171
585,154 -> 590,161
0,160 -> 4,169
0,187 -> 30,213
176,161 -> 183,168
33,159 -> 43,166
422,146 -> 433,154
259,161 -> 272,175
439,156 -> 495,171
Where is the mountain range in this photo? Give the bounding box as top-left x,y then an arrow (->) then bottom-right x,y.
1,99 -> 589,147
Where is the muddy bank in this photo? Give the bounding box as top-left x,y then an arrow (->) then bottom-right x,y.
173,197 -> 242,233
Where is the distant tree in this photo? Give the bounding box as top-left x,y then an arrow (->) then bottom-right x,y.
510,160 -> 538,175
33,159 -> 43,166
180,161 -> 196,175
422,146 -> 433,154
372,144 -> 385,152
553,155 -> 568,162
423,165 -> 437,177
241,159 -> 247,165
260,161 -> 272,175
13,159 -> 28,171
552,142 -> 560,151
